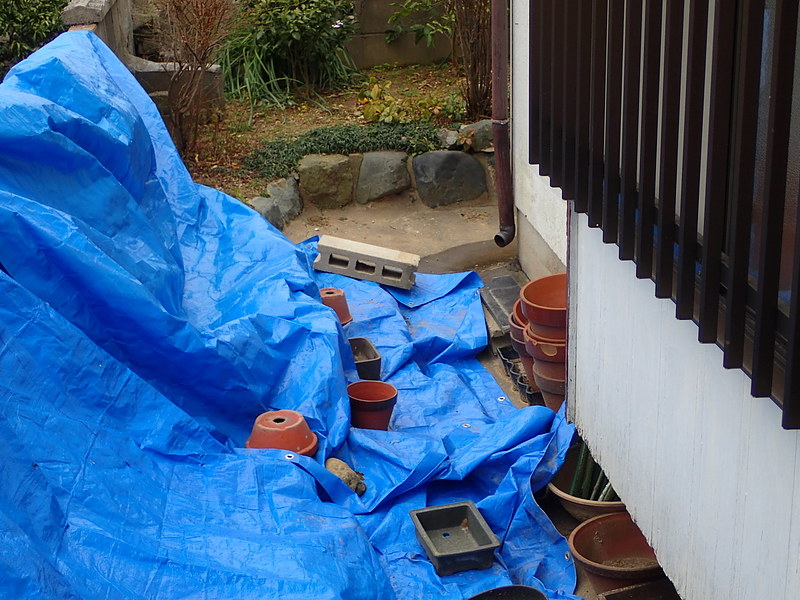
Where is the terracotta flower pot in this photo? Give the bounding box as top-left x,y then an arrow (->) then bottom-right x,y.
510,331 -> 530,359
512,299 -> 529,327
246,409 -> 319,456
547,444 -> 626,521
524,326 -> 566,362
568,512 -> 664,594
541,390 -> 564,412
520,273 -> 567,327
320,287 -> 353,325
519,355 -> 536,387
532,359 -> 565,395
509,309 -> 525,341
525,320 -> 567,342
347,381 -> 398,430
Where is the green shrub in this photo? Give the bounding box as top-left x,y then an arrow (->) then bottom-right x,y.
244,122 -> 442,180
222,0 -> 357,105
0,0 -> 68,68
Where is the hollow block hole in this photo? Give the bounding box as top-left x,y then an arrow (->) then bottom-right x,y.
355,259 -> 376,274
329,253 -> 350,268
382,265 -> 403,280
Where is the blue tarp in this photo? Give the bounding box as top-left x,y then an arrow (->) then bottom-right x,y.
0,32 -> 579,599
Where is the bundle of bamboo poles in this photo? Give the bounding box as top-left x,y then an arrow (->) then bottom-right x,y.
568,440 -> 620,502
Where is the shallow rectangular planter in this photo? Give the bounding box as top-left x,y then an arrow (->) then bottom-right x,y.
348,337 -> 382,380
410,501 -> 500,576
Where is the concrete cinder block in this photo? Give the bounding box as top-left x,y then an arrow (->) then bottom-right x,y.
314,235 -> 420,290
62,0 -> 112,26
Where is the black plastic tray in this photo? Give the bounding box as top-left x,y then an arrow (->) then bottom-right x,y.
348,336 -> 382,380
410,501 -> 500,576
496,345 -> 544,406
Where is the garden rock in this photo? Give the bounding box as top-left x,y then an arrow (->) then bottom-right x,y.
356,151 -> 411,204
325,458 -> 367,496
412,151 -> 487,208
460,120 -> 494,152
250,196 -> 285,230
266,177 -> 303,221
298,154 -> 353,209
437,127 -> 460,150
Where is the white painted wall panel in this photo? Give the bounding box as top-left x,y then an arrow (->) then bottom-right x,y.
569,211 -> 800,600
510,0 -> 567,265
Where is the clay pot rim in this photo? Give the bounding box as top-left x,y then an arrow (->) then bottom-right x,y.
512,299 -> 529,326
547,481 -> 626,510
524,323 -> 566,344
245,410 -> 319,456
532,360 -> 566,383
347,380 -> 398,402
567,513 -> 661,575
519,273 -> 568,311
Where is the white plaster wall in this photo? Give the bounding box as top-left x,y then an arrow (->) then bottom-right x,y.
569,211 -> 800,600
510,0 -> 567,265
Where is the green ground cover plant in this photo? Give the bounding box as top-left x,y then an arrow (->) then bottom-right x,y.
243,122 -> 441,180
0,0 -> 68,75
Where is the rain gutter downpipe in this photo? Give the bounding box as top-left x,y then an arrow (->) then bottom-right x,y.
492,0 -> 515,247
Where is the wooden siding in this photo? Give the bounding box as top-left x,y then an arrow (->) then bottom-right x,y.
569,212 -> 800,600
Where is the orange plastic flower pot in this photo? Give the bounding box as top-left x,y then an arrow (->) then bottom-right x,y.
347,381 -> 398,430
245,409 -> 319,457
520,273 -> 567,327
320,287 -> 353,325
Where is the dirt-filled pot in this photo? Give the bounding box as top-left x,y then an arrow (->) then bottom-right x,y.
246,409 -> 319,456
347,381 -> 398,430
547,444 -> 626,521
520,273 -> 567,327
568,512 -> 664,594
320,287 -> 353,325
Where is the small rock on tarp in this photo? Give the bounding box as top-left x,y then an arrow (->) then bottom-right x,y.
326,457 -> 367,496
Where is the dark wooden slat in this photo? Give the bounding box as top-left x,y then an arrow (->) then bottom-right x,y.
654,0 -> 685,298
675,0 -> 710,318
602,0 -> 625,243
635,0 -> 662,279
587,0 -> 608,228
723,0 -> 765,369
784,214 -> 800,427
539,0 -> 553,175
528,0 -> 541,165
561,0 -> 579,200
618,0 -> 643,261
751,0 -> 799,397
573,0 -> 593,212
698,0 -> 737,343
550,0 -> 565,187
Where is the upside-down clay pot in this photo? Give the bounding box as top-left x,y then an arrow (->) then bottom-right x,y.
347,381 -> 398,430
546,444 -> 626,522
320,287 -> 353,325
520,273 -> 567,327
568,512 -> 664,594
246,410 -> 319,456
541,390 -> 565,412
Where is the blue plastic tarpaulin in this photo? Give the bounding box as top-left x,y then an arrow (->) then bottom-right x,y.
0,32 -> 580,599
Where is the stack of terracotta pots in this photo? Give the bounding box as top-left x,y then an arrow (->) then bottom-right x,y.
519,273 -> 567,411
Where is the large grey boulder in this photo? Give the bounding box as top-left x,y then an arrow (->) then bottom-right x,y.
356,151 -> 411,204
298,154 -> 353,209
412,151 -> 488,208
250,196 -> 285,230
250,177 -> 302,230
460,120 -> 494,152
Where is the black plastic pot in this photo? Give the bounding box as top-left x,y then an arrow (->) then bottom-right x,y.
467,586 -> 547,600
348,336 -> 382,380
